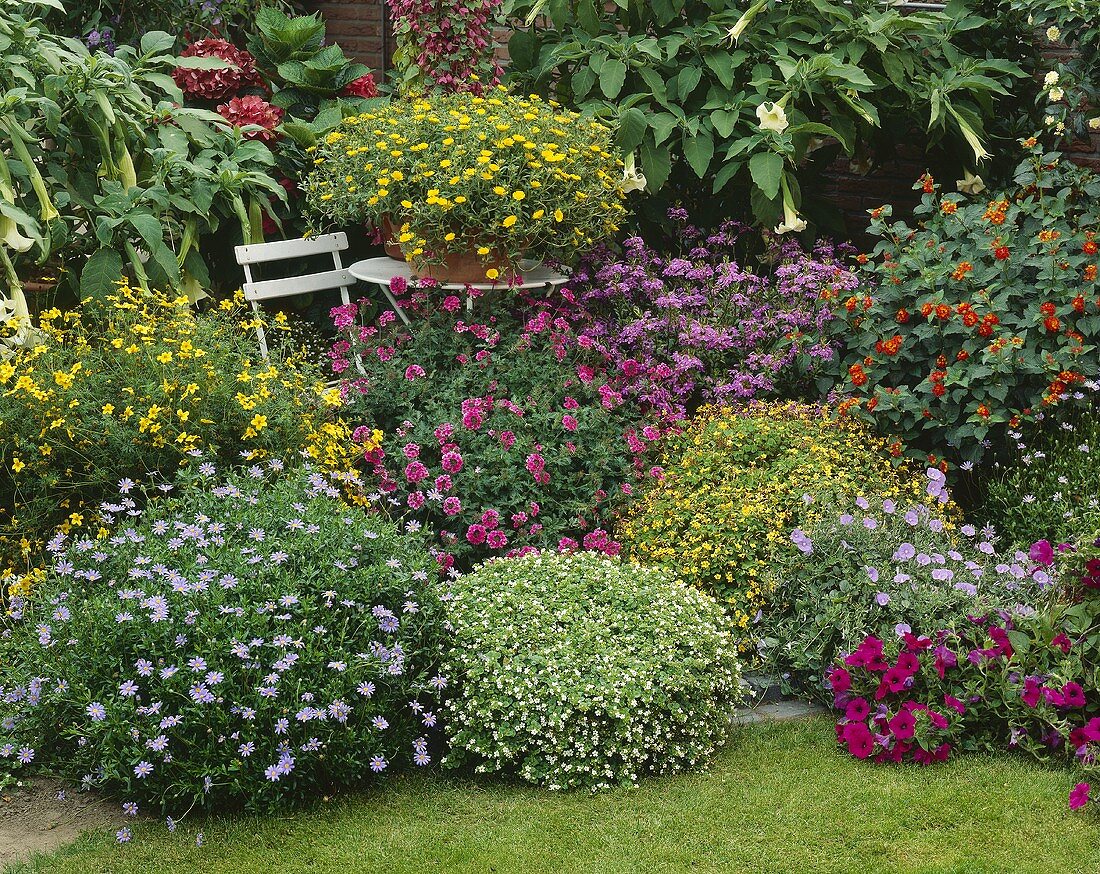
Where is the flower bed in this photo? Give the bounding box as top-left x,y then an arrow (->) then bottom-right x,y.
0,464 -> 444,811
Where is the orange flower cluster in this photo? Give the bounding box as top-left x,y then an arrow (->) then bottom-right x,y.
983,199 -> 1009,225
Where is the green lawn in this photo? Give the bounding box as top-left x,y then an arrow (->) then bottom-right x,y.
11,717 -> 1098,874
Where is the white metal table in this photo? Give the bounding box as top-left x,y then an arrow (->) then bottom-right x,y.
347,256 -> 569,326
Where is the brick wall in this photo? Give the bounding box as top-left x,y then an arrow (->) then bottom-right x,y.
311,0 -> 388,75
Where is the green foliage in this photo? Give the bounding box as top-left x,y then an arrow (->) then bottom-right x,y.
0,465 -> 445,812
442,551 -> 744,790
827,141 -> 1100,468
0,2 -> 286,306
983,404 -> 1100,549
503,0 -> 1022,230
761,483 -> 1029,701
619,402 -> 925,632
45,0 -> 295,48
245,9 -> 371,118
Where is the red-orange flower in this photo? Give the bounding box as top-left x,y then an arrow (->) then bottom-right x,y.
1044,315 -> 1062,332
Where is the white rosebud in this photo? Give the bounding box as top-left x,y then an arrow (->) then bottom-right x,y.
1089,117 -> 1100,130
756,101 -> 789,133
1046,25 -> 1061,42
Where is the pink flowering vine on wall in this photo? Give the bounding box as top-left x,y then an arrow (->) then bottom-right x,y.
387,0 -> 503,95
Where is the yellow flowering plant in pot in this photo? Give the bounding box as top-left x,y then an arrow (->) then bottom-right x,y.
303,87 -> 628,283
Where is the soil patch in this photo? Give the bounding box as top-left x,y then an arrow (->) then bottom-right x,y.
0,778 -> 121,869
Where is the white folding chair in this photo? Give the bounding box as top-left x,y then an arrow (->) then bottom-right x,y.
234,232 -> 364,374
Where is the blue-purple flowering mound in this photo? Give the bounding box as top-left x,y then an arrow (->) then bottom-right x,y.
0,462 -> 446,812
441,551 -> 745,791
759,469 -> 1047,701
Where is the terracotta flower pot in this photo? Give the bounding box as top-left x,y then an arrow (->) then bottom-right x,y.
380,214 -> 405,261
408,249 -> 517,285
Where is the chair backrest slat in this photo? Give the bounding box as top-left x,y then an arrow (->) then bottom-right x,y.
233,233 -> 363,377
234,232 -> 348,265
243,268 -> 355,302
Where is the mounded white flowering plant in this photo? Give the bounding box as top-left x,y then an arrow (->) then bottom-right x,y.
440,551 -> 745,791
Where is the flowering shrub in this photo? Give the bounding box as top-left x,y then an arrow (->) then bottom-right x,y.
831,141 -> 1100,468
441,551 -> 744,791
559,213 -> 849,419
341,74 -> 378,99
830,530 -> 1100,810
304,90 -> 626,276
619,403 -> 923,631
983,400 -> 1100,548
0,286 -> 358,589
217,95 -> 284,143
0,464 -> 444,812
761,469 -> 1035,700
335,292 -> 655,571
387,0 -> 503,95
172,38 -> 261,101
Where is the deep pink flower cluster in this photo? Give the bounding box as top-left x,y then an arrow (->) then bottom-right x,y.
334,289 -> 658,571
831,540 -> 1100,813
172,39 -> 261,101
387,0 -> 503,94
216,95 -> 284,142
831,634 -> 956,764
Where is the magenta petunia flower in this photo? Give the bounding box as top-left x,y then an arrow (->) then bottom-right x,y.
1070,782 -> 1091,810
1029,539 -> 1055,567
888,709 -> 916,741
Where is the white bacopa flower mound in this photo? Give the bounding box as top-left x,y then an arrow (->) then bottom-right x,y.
441,551 -> 745,791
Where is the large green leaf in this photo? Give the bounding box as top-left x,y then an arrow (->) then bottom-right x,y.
748,151 -> 784,200
683,130 -> 715,178
639,136 -> 671,191
599,59 -> 627,99
677,66 -> 703,102
617,107 -> 648,152
712,160 -> 742,194
572,65 -> 597,100
508,30 -> 539,72
139,31 -> 175,57
80,248 -> 124,301
650,112 -> 680,146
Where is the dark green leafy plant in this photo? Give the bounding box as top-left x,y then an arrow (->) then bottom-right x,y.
0,1 -> 286,306
245,8 -> 372,119
503,0 -> 1022,231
